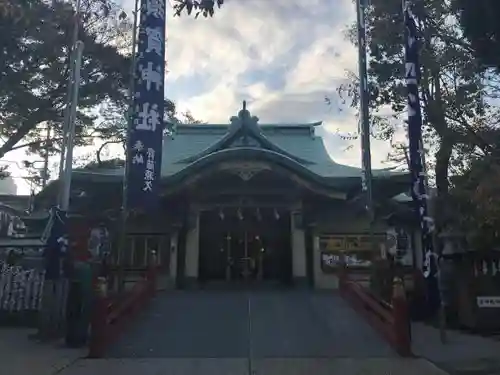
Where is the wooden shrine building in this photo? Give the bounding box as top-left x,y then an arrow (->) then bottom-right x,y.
35,105 -> 417,289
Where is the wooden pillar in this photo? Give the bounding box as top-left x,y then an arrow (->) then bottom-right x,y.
392,277 -> 412,357
168,232 -> 178,288
184,209 -> 200,288
88,277 -> 108,358
291,210 -> 307,287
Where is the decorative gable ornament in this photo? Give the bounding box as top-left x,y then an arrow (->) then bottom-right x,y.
178,101 -> 314,165
219,162 -> 271,181
229,101 -> 260,133
231,136 -> 260,147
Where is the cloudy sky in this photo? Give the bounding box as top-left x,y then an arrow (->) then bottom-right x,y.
10,0 -> 399,195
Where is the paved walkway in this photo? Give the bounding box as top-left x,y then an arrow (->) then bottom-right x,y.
0,326 -> 448,375
5,289 -> 500,374
412,322 -> 500,374
59,358 -> 449,375
0,328 -> 85,375
106,289 -> 395,358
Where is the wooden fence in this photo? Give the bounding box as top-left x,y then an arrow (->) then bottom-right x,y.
453,251 -> 500,331
0,262 -> 45,325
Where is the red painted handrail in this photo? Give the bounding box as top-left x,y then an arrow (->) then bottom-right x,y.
347,281 -> 394,324
88,265 -> 158,358
339,271 -> 411,357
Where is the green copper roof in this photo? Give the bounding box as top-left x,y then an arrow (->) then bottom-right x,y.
34,105 -> 409,207
160,122 -> 397,179
72,105 -> 405,185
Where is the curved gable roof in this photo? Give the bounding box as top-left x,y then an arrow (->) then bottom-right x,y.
176,109 -> 315,165
65,107 -> 406,192
161,122 -> 399,180
163,147 -> 356,189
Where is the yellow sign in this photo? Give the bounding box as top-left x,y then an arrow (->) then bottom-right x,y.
321,236 -> 344,251
319,234 -> 384,252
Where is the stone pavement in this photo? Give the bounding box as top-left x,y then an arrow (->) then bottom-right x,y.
0,327 -> 86,375
58,357 -> 449,375
0,325 -> 450,375
5,290 -> 500,375
106,290 -> 395,358
412,322 -> 500,375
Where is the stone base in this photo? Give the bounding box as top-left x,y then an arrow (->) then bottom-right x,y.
182,276 -> 199,290
177,277 -> 311,290
157,275 -> 176,291
293,277 -> 309,289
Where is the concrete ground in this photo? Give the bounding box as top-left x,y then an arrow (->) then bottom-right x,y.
96,290 -> 445,374
0,328 -> 85,375
0,326 -> 449,375
106,290 -> 396,358
59,357 -> 449,375
4,289 -> 500,375
412,322 -> 500,375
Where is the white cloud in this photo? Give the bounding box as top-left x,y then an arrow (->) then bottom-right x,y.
0,176 -> 17,195
179,82 -> 238,121
285,35 -> 357,93
5,0 -> 401,195
166,0 -> 296,83
138,0 -> 398,170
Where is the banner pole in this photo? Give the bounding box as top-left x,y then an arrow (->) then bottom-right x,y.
355,0 -> 377,269
117,0 -> 140,292
402,0 -> 445,341
61,41 -> 84,211
419,139 -> 447,343
58,0 -> 82,203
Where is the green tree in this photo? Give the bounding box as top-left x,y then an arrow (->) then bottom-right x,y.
2,0 -> 201,175
92,101 -> 204,166
172,0 -> 224,17
339,0 -> 499,224
0,0 -> 132,159
450,130 -> 500,249
454,0 -> 500,72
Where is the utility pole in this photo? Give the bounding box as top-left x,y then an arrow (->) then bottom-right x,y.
38,41 -> 83,339
61,40 -> 87,348
355,0 -> 376,258
42,125 -> 50,189
61,40 -> 83,212
35,0 -> 83,343
60,41 -> 84,211
58,0 -> 82,204
419,140 -> 447,344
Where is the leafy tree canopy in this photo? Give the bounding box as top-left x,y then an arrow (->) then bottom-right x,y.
0,0 -> 132,159
338,0 -> 499,216
2,0 -> 203,185
172,0 -> 224,18
450,130 -> 500,248
454,0 -> 500,72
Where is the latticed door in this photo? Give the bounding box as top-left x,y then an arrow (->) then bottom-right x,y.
117,234 -> 169,272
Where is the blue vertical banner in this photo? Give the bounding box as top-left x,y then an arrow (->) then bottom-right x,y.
404,3 -> 439,311
127,0 -> 166,210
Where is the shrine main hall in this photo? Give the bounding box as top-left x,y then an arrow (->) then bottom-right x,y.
36,106 -> 414,289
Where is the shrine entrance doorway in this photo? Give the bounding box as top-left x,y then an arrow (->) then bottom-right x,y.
198,207 -> 292,286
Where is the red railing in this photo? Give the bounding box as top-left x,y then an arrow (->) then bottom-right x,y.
339,269 -> 412,357
88,265 -> 157,358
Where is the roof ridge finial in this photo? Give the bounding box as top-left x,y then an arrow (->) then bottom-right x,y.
242,100 -> 246,111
